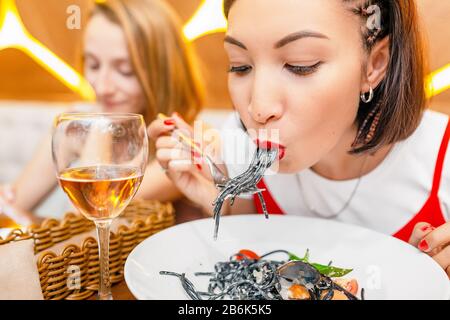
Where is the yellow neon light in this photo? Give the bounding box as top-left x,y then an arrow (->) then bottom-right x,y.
0,0 -> 95,101
426,63 -> 450,98
183,0 -> 227,41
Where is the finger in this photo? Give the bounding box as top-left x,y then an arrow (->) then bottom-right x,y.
169,113 -> 212,174
155,135 -> 181,149
168,159 -> 196,172
172,112 -> 194,135
156,148 -> 191,163
418,222 -> 450,253
156,136 -> 203,165
147,118 -> 176,141
167,157 -> 204,173
409,222 -> 435,247
156,148 -> 190,171
431,245 -> 450,275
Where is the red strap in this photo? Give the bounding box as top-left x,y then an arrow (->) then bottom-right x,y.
430,119 -> 450,195
393,118 -> 450,241
253,179 -> 284,215
393,196 -> 446,242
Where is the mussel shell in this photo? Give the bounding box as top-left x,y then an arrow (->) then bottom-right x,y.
277,261 -> 321,284
275,261 -> 321,300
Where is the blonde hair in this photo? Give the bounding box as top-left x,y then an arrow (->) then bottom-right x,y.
93,0 -> 204,124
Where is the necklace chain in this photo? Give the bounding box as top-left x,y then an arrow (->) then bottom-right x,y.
296,155 -> 369,219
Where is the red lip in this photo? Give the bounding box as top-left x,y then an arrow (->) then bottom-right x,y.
255,139 -> 286,160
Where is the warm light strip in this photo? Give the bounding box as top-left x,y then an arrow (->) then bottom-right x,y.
426,63 -> 450,98
0,0 -> 95,101
183,0 -> 227,41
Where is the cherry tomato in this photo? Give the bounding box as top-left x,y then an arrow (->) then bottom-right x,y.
237,249 -> 260,260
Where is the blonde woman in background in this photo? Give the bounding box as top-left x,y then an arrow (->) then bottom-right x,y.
0,0 -> 204,225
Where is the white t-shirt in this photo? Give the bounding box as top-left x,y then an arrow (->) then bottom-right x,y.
220,110 -> 450,235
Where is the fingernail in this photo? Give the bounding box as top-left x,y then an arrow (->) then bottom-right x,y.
193,154 -> 202,166
196,164 -> 202,171
191,150 -> 201,158
418,239 -> 430,252
164,119 -> 175,126
420,225 -> 435,232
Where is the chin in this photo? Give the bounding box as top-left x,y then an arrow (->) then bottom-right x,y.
269,159 -> 292,174
100,102 -> 134,113
100,105 -> 120,113
274,158 -> 305,174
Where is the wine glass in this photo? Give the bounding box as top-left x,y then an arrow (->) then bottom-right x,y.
52,113 -> 148,300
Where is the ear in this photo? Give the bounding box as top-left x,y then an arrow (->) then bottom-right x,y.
361,36 -> 390,93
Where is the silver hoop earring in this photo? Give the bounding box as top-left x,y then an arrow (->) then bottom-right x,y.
361,86 -> 374,103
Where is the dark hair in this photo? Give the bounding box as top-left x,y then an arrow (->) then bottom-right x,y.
223,0 -> 427,154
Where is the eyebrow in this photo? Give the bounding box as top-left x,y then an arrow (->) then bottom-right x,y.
275,31 -> 329,49
84,52 -> 130,64
83,52 -> 96,60
224,30 -> 329,50
224,36 -> 247,50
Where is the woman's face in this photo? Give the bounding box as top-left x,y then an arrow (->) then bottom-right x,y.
225,0 -> 367,173
84,13 -> 145,114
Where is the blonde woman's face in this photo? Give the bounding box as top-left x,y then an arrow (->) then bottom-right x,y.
225,0 -> 366,173
84,14 -> 145,114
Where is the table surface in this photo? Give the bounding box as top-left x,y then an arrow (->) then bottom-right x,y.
110,281 -> 135,300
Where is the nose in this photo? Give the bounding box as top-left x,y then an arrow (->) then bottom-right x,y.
248,70 -> 284,125
93,68 -> 115,98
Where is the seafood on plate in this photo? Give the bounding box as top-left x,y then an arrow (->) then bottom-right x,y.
160,249 -> 362,300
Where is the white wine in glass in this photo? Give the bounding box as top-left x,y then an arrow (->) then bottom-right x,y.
52,113 -> 148,300
58,166 -> 143,220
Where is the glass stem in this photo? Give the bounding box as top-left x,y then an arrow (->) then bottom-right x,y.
95,219 -> 113,300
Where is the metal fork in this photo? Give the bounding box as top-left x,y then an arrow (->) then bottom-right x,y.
157,113 -> 230,187
157,113 -> 266,198
173,129 -> 230,187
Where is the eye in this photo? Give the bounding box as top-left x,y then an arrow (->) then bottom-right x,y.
86,61 -> 100,71
285,62 -> 322,76
118,68 -> 135,77
84,55 -> 99,71
228,65 -> 252,75
117,64 -> 135,77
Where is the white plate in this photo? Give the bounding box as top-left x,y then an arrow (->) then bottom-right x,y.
125,215 -> 450,300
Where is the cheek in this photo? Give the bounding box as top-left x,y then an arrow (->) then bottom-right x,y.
115,75 -> 146,111
291,63 -> 361,130
84,68 -> 97,88
116,76 -> 143,98
280,62 -> 362,171
228,75 -> 251,114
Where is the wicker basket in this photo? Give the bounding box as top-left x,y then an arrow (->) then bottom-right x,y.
0,199 -> 175,300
